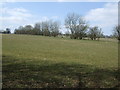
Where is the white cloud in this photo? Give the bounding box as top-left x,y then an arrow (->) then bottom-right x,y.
0,5 -> 60,33
40,16 -> 49,21
35,16 -> 59,22
0,2 -> 118,35
85,3 -> 118,35
1,7 -> 32,20
51,16 -> 59,20
0,7 -> 33,32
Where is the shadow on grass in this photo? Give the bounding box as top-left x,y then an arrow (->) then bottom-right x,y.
2,55 -> 119,88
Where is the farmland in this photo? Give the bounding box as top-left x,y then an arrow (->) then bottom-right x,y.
2,34 -> 119,88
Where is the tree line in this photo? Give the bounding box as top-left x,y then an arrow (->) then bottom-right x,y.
64,13 -> 104,40
0,28 -> 11,34
2,12 -> 120,41
14,20 -> 60,37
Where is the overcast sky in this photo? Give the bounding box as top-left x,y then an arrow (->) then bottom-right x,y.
0,0 -> 118,35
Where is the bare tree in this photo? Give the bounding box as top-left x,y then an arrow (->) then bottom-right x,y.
14,20 -> 60,37
88,26 -> 103,40
113,25 -> 120,41
33,23 -> 41,35
76,18 -> 88,39
97,28 -> 103,40
65,12 -> 88,39
41,21 -> 50,36
54,21 -> 60,37
65,13 -> 79,39
50,21 -> 60,37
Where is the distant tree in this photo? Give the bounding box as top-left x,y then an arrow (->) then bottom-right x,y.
65,12 -> 88,39
1,28 -> 11,34
33,23 -> 41,35
41,21 -> 50,36
6,28 -> 11,34
14,26 -> 24,34
49,21 -> 60,37
14,20 -> 60,37
24,25 -> 33,30
88,26 -> 103,40
76,20 -> 88,39
14,29 -> 18,34
113,25 -> 120,41
24,25 -> 33,34
65,13 -> 79,39
14,25 -> 33,34
97,28 -> 103,40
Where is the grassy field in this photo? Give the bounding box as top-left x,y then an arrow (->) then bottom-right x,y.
2,34 -> 119,88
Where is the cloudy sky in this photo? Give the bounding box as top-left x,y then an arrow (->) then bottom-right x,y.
0,0 -> 118,35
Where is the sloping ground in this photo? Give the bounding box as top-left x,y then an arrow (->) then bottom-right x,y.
2,34 -> 119,88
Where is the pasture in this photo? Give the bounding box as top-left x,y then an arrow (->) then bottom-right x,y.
2,34 -> 119,88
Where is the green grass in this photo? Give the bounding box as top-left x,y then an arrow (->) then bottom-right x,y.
2,34 -> 119,88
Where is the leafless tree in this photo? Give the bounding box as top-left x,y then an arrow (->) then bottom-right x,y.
65,12 -> 88,39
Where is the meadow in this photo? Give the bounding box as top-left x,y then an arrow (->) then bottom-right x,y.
2,34 -> 119,88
